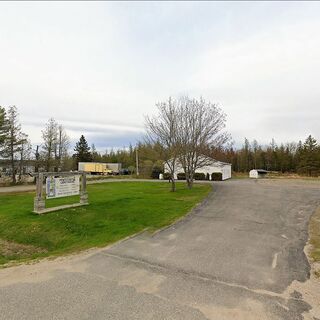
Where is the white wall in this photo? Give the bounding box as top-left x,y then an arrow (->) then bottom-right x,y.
249,170 -> 259,178
164,161 -> 232,180
222,165 -> 232,180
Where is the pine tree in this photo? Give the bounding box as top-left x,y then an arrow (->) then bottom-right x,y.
73,135 -> 92,166
298,135 -> 320,176
2,106 -> 26,183
0,106 -> 7,150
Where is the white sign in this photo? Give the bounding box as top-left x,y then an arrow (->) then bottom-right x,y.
46,176 -> 80,199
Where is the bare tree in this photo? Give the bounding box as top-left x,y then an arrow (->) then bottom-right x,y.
145,97 -> 181,192
55,125 -> 70,171
34,145 -> 40,173
18,132 -> 32,181
177,97 -> 229,189
42,120 -> 70,172
41,118 -> 58,172
145,96 -> 229,190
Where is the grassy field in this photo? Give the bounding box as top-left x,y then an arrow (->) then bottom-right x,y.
0,181 -> 211,266
232,171 -> 320,180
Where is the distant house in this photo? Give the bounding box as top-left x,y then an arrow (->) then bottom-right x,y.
249,169 -> 268,179
164,157 -> 232,181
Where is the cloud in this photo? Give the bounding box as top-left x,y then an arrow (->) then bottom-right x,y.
189,17 -> 320,144
1,2 -> 320,149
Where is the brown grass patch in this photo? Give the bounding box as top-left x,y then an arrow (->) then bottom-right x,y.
309,207 -> 320,262
0,239 -> 47,258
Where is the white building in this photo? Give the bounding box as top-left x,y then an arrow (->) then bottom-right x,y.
164,157 -> 232,181
249,169 -> 268,179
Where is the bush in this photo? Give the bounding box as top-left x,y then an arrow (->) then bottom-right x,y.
211,172 -> 222,181
206,173 -> 210,180
177,173 -> 186,180
194,172 -> 206,180
151,166 -> 163,179
163,172 -> 171,180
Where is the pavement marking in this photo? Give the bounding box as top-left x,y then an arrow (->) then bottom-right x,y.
272,252 -> 279,269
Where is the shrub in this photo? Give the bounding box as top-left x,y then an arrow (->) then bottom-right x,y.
177,173 -> 186,180
206,173 -> 210,180
211,172 -> 222,181
194,172 -> 206,180
163,172 -> 171,180
151,166 -> 163,179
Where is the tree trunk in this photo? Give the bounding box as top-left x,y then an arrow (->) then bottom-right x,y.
187,173 -> 194,189
11,155 -> 16,184
19,158 -> 23,182
170,178 -> 176,192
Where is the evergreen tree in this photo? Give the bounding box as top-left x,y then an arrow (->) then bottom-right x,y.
73,135 -> 92,166
2,106 -> 26,183
298,135 -> 320,176
0,106 -> 7,149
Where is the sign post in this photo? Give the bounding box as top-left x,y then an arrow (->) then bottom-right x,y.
80,172 -> 88,204
33,172 -> 88,214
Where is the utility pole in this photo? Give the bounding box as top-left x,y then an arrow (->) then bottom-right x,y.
136,147 -> 139,176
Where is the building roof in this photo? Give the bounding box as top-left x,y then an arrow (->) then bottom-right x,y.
164,156 -> 232,167
251,169 -> 268,173
210,160 -> 232,167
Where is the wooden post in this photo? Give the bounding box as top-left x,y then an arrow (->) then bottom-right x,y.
80,172 -> 88,204
34,172 -> 45,213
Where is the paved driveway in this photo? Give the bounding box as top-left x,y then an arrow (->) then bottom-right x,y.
0,179 -> 319,319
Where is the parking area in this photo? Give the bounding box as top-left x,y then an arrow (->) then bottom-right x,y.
0,179 -> 319,319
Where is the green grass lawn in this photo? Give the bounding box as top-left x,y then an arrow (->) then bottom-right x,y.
0,182 -> 211,266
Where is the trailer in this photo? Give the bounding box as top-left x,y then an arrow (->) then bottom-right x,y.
78,162 -> 113,175
105,163 -> 122,174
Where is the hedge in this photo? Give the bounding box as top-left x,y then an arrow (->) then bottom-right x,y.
211,172 -> 222,181
177,173 -> 186,180
194,172 -> 206,180
163,173 -> 171,180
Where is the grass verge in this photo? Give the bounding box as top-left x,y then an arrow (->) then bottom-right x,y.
0,181 -> 211,266
309,207 -> 320,277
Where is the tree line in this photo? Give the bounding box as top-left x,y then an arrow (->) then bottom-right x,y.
210,136 -> 320,176
1,103 -> 319,186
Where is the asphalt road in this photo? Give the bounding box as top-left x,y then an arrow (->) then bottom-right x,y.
0,179 -> 319,319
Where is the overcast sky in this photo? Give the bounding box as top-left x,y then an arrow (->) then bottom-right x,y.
1,1 -> 319,151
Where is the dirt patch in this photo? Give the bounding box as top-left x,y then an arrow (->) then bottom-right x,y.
0,239 -> 47,258
288,206 -> 320,320
195,299 -> 271,320
274,207 -> 320,320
